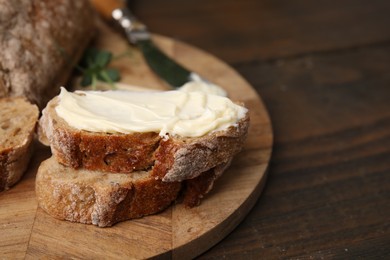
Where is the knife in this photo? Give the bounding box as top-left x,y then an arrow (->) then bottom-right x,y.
91,0 -> 224,92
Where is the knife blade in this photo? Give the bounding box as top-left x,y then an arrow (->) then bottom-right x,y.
91,0 -> 218,90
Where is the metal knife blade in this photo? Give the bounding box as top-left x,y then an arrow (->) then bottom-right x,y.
135,39 -> 191,88
112,7 -> 202,88
91,0 -> 221,90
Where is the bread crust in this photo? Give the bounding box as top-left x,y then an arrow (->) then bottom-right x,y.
37,92 -> 249,223
36,156 -> 233,226
35,157 -> 178,227
182,159 -> 231,207
39,97 -> 162,173
0,97 -> 39,191
38,96 -> 250,182
154,119 -> 249,182
0,0 -> 95,108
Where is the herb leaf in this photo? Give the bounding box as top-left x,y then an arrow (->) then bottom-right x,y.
95,50 -> 112,67
78,48 -> 120,89
103,68 -> 120,82
80,74 -> 92,87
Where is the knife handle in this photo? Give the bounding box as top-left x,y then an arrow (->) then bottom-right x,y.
90,0 -> 125,20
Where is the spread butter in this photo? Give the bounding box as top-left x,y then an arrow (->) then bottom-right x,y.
56,87 -> 247,137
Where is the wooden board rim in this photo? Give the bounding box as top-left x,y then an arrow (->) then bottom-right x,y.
0,25 -> 273,259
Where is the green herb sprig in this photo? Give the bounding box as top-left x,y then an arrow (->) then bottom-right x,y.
78,48 -> 120,89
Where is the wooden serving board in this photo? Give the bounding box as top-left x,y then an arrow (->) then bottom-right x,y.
0,21 -> 273,259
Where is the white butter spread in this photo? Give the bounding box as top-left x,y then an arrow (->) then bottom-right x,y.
91,73 -> 227,96
56,87 -> 247,137
179,73 -> 228,96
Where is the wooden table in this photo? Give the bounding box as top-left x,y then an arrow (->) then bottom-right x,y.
131,0 -> 390,258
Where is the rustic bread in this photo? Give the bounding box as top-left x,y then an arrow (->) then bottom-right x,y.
182,159 -> 231,207
36,156 -> 229,227
0,0 -> 95,108
0,97 -> 39,191
38,96 -> 249,182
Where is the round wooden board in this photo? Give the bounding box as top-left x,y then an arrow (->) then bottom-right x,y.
0,21 -> 273,259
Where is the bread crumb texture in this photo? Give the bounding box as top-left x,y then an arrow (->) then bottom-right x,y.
0,0 -> 94,107
0,97 -> 38,191
36,157 -> 182,227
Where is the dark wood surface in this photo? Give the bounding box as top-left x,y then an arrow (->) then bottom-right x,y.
130,0 -> 390,258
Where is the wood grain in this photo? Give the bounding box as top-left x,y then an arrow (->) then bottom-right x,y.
0,142 -> 48,259
125,0 -> 390,258
0,22 -> 272,259
198,45 -> 390,259
3,0 -> 389,258
131,0 -> 390,63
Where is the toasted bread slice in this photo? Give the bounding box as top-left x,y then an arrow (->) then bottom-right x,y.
36,156 -> 229,227
0,97 -> 39,191
36,156 -> 182,227
38,96 -> 249,182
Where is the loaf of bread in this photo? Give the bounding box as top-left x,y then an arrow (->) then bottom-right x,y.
38,96 -> 250,182
0,97 -> 39,191
36,156 -> 229,227
0,0 -> 95,108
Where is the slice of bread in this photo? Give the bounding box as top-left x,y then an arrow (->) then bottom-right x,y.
0,97 -> 39,191
35,156 -> 228,227
38,96 -> 249,182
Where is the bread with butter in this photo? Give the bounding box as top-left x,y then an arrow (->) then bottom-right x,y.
37,88 -> 249,225
35,156 -> 229,226
0,0 -> 95,108
38,95 -> 249,182
0,97 -> 39,191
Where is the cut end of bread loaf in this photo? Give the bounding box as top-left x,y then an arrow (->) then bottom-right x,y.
38,96 -> 250,182
0,97 -> 39,191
